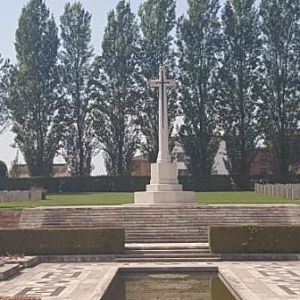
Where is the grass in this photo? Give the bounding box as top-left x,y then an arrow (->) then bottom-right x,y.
196,191 -> 300,205
0,191 -> 299,210
0,193 -> 132,210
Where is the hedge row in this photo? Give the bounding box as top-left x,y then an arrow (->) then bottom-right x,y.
210,225 -> 300,253
0,228 -> 125,255
1,175 -> 299,193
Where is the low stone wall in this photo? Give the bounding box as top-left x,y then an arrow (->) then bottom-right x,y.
254,183 -> 300,200
0,211 -> 22,228
0,189 -> 46,202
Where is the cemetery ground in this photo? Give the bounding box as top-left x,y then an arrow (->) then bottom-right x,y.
0,191 -> 300,210
1,193 -> 300,300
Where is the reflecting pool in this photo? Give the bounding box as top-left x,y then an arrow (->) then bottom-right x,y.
102,272 -> 236,300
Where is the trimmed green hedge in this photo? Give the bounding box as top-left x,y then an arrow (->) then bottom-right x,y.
0,228 -> 125,255
0,175 -> 299,193
210,225 -> 300,253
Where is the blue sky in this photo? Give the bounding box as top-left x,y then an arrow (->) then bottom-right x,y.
0,0 -> 189,62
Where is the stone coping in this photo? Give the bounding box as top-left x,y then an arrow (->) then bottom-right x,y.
3,257 -> 39,269
219,267 -> 255,300
220,253 -> 300,261
32,252 -> 299,263
0,264 -> 19,281
91,266 -> 118,300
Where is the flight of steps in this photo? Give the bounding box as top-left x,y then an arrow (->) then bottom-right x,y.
18,205 -> 300,244
116,243 -> 221,262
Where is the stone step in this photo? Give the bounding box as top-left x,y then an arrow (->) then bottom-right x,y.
125,239 -> 207,243
125,243 -> 209,250
38,212 -> 292,216
122,253 -> 213,258
126,233 -> 206,238
18,206 -> 300,244
125,249 -> 211,256
115,257 -> 221,262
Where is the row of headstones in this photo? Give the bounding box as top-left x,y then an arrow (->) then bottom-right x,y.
254,183 -> 300,200
0,189 -> 46,202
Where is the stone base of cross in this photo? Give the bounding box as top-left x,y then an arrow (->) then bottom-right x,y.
134,66 -> 195,205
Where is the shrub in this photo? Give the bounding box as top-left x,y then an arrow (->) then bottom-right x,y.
0,228 -> 125,255
210,225 -> 300,253
0,175 -> 299,193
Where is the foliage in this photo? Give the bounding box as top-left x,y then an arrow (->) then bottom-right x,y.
7,0 -> 62,177
210,225 -> 300,253
91,0 -> 140,175
60,2 -> 96,176
0,55 -> 10,134
218,0 -> 261,176
137,0 -> 177,162
0,228 -> 125,255
177,0 -> 221,176
0,161 -> 8,177
258,0 -> 300,174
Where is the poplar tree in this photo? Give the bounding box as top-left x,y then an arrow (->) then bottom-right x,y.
60,2 -> 95,176
0,55 -> 10,134
177,0 -> 221,176
91,0 -> 140,176
259,0 -> 300,174
7,0 -> 61,177
218,0 -> 261,176
138,0 -> 177,162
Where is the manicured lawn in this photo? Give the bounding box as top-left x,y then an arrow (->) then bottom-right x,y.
196,191 -> 300,205
0,191 -> 299,210
0,193 -> 133,210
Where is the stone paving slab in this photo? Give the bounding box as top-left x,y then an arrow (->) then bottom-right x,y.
221,262 -> 300,300
0,261 -> 299,299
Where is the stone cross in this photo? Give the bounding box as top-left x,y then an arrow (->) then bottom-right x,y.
150,66 -> 175,163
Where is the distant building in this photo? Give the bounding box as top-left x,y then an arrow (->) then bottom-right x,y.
132,155 -> 151,176
10,164 -> 71,178
131,141 -> 229,177
250,148 -> 274,176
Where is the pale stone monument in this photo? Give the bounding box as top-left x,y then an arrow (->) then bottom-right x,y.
134,66 -> 195,205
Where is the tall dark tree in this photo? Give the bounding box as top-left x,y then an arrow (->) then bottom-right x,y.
91,0 -> 140,176
218,0 -> 261,176
0,55 -> 10,134
177,0 -> 221,176
259,0 -> 300,174
60,2 -> 95,176
7,0 -> 62,177
138,0 -> 177,162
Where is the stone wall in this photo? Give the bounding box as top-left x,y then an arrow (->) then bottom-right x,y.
0,190 -> 46,202
0,211 -> 22,228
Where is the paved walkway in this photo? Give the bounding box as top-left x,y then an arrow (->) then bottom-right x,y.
220,262 -> 300,300
0,261 -> 299,300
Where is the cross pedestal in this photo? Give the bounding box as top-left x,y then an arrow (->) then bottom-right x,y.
134,66 -> 195,205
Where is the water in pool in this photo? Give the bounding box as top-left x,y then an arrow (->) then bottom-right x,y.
103,272 -> 236,300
